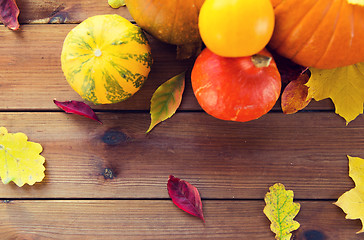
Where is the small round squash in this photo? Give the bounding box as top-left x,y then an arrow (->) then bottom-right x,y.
61,14 -> 152,104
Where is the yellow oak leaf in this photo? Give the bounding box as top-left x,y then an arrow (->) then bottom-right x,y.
335,155 -> 364,234
0,127 -> 45,187
264,183 -> 300,240
306,63 -> 364,124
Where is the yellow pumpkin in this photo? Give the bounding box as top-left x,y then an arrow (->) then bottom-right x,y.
61,14 -> 152,104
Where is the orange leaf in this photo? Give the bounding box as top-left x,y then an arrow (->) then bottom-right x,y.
281,73 -> 311,114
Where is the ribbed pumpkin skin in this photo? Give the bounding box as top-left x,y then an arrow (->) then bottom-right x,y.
61,15 -> 152,104
269,0 -> 364,69
125,0 -> 205,45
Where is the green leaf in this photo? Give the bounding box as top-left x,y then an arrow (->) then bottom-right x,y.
147,72 -> 185,133
264,183 -> 300,240
0,127 -> 45,187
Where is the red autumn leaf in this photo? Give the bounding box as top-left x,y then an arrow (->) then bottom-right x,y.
281,72 -> 311,114
167,175 -> 204,221
54,100 -> 102,124
0,0 -> 20,30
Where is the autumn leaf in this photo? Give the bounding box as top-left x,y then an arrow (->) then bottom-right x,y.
264,183 -> 300,240
167,175 -> 204,221
147,72 -> 185,133
0,0 -> 20,30
54,100 -> 102,123
281,72 -> 311,114
335,155 -> 364,234
347,0 -> 364,6
108,0 -> 125,8
306,63 -> 364,124
0,127 -> 45,187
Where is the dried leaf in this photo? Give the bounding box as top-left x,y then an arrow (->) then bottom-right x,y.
264,183 -> 300,240
335,155 -> 364,234
54,100 -> 102,124
0,127 -> 45,187
147,72 -> 185,133
167,175 -> 204,221
281,72 -> 311,114
108,0 -> 125,8
306,63 -> 364,124
0,0 -> 20,30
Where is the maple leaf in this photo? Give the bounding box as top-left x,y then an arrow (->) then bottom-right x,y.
335,155 -> 364,234
147,72 -> 185,133
306,63 -> 364,124
0,127 -> 45,187
264,183 -> 300,240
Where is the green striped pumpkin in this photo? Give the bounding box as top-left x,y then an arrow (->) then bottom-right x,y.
61,14 -> 152,104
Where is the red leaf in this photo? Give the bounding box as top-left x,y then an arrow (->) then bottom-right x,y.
54,100 -> 102,124
167,175 -> 204,221
281,72 -> 311,114
0,0 -> 20,30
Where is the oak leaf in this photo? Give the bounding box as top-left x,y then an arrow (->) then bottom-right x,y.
264,183 -> 300,240
335,155 -> 364,234
0,127 -> 45,187
306,63 -> 364,124
147,72 -> 185,133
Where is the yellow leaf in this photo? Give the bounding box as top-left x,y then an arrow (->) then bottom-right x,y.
347,0 -> 364,6
108,0 -> 125,8
0,127 -> 45,187
306,63 -> 364,124
264,183 -> 300,240
334,156 -> 364,234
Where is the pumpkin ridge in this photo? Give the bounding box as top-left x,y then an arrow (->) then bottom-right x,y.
290,0 -> 336,62
273,0 -> 322,51
313,0 -> 347,68
169,0 -> 180,44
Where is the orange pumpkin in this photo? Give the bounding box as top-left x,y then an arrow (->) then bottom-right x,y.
125,0 -> 205,58
269,0 -> 364,69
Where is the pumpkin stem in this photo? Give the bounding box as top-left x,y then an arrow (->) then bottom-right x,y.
251,54 -> 272,68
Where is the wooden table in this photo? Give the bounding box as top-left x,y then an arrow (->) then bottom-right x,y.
1,1 -> 363,239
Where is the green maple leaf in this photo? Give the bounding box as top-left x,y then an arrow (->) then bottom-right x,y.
0,127 -> 45,187
264,183 -> 300,240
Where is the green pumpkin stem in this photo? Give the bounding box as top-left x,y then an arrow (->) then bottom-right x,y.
251,54 -> 272,68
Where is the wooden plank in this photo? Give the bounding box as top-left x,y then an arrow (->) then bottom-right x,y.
0,111 -> 360,199
0,24 -> 197,111
17,0 -> 132,24
0,200 -> 362,239
0,24 -> 334,111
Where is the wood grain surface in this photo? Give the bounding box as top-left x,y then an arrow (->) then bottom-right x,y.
0,200 -> 362,240
0,0 -> 362,239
